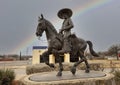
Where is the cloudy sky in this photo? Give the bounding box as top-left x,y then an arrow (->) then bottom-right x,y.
0,0 -> 120,55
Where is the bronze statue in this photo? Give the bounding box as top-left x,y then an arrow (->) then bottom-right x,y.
36,8 -> 99,76
58,8 -> 74,53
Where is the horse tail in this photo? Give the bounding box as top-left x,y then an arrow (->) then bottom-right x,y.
86,41 -> 99,57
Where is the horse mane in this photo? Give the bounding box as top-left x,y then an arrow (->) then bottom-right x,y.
44,19 -> 58,34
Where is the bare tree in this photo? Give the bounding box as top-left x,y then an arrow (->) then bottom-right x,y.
108,44 -> 120,60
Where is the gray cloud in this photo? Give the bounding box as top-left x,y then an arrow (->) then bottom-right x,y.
0,0 -> 120,54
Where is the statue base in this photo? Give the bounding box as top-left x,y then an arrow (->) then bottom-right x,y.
21,70 -> 115,85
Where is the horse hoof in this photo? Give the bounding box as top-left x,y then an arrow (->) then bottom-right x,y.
85,69 -> 90,73
56,72 -> 62,77
50,64 -> 55,68
71,67 -> 76,75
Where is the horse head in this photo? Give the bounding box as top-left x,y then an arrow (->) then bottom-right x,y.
36,14 -> 58,40
36,14 -> 46,37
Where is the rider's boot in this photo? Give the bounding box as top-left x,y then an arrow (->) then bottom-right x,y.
58,39 -> 71,54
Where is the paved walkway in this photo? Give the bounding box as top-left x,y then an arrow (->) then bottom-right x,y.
14,68 -> 26,80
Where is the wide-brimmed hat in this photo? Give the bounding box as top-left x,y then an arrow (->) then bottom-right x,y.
57,8 -> 73,19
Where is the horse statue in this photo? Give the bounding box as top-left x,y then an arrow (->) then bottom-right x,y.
36,14 -> 99,76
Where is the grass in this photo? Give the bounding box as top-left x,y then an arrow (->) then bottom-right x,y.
0,69 -> 15,85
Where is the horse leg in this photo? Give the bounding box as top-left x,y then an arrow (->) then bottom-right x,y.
79,51 -> 90,73
83,56 -> 90,73
71,58 -> 84,75
42,51 -> 55,68
53,51 -> 63,76
71,51 -> 90,75
57,57 -> 63,76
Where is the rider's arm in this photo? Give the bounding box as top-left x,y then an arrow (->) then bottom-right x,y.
62,18 -> 74,31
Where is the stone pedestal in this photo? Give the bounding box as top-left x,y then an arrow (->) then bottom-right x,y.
21,71 -> 115,85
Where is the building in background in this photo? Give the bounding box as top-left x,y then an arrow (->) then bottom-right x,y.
32,46 -> 47,64
32,46 -> 72,64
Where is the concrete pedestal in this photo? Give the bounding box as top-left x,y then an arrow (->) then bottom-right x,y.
21,71 -> 115,85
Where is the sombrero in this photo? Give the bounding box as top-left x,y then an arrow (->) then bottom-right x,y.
57,8 -> 73,19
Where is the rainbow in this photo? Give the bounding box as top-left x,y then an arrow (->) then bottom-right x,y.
10,0 -> 112,55
73,0 -> 112,17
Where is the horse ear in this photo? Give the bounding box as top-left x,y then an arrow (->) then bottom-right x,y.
41,14 -> 44,19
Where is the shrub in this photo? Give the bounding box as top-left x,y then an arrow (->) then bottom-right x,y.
0,69 -> 15,85
113,70 -> 120,81
113,70 -> 120,85
26,64 -> 53,75
26,63 -> 104,75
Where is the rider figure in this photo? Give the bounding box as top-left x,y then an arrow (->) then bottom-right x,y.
57,8 -> 74,53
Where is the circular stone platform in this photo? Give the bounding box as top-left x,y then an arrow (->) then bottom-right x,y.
29,71 -> 106,82
21,71 -> 115,85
